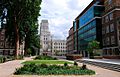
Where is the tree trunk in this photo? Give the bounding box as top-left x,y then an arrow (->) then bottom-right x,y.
24,34 -> 28,56
14,20 -> 19,59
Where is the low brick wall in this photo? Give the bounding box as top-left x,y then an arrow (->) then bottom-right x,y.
66,54 -> 82,60
94,56 -> 103,59
103,55 -> 120,59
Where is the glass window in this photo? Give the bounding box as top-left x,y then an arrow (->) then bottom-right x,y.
102,27 -> 105,34
105,16 -> 109,23
106,25 -> 109,33
111,36 -> 115,44
109,13 -> 113,20
110,24 -> 114,32
108,0 -> 112,5
106,37 -> 110,45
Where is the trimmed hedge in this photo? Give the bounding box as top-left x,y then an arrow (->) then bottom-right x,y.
14,63 -> 95,75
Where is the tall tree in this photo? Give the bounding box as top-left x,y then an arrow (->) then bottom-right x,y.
1,0 -> 42,58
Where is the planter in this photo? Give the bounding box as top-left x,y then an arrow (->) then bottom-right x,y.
103,55 -> 120,59
94,56 -> 103,59
66,54 -> 82,60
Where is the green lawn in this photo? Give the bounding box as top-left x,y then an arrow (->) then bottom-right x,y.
23,60 -> 73,64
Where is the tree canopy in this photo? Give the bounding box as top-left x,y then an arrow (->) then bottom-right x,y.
0,0 -> 42,58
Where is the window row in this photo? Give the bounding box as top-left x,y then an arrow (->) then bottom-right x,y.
78,20 -> 96,34
54,43 -> 66,45
103,35 -> 115,46
102,13 -> 113,23
54,46 -> 66,49
78,28 -> 96,39
102,23 -> 114,34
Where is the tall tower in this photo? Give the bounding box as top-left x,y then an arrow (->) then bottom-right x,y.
40,20 -> 51,55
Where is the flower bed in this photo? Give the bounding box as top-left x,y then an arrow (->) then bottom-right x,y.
14,63 -> 95,75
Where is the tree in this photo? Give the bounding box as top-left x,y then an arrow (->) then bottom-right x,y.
0,0 -> 42,58
87,40 -> 100,59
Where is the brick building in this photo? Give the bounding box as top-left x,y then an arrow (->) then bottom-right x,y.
102,0 -> 120,58
66,26 -> 74,52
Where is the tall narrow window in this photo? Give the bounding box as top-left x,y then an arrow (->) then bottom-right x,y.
111,36 -> 115,44
105,16 -> 109,23
109,13 -> 113,20
106,37 -> 110,45
110,24 -> 114,32
106,25 -> 109,33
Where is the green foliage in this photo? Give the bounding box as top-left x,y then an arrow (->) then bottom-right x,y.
87,40 -> 100,59
34,55 -> 57,60
0,0 -> 42,57
14,63 -> 95,75
0,56 -> 4,63
81,64 -> 87,70
74,61 -> 78,66
64,63 -> 68,67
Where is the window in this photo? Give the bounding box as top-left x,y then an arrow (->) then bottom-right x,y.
110,24 -> 114,32
109,13 -> 113,20
103,38 -> 106,46
0,36 -> 4,40
105,16 -> 109,23
102,27 -> 105,34
106,37 -> 110,45
108,0 -> 112,5
102,18 -> 104,24
111,36 -> 115,44
106,25 -> 109,33
0,42 -> 4,48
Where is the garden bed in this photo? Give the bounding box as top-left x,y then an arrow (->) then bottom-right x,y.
14,63 -> 95,75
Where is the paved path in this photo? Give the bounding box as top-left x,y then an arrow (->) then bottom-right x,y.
0,57 -> 33,77
1,56 -> 120,77
82,59 -> 120,65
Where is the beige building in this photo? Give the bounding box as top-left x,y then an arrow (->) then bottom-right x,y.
40,20 -> 51,55
52,39 -> 66,56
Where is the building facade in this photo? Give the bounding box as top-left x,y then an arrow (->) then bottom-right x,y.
52,40 -> 66,56
66,27 -> 74,52
69,0 -> 105,57
0,28 -> 15,56
102,0 -> 120,58
40,20 -> 51,55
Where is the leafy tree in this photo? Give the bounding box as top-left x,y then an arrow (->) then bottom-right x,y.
0,0 -> 42,58
87,40 -> 100,59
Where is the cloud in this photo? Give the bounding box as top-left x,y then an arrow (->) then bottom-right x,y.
38,0 -> 92,40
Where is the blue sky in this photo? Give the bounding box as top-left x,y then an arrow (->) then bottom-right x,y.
38,0 -> 92,40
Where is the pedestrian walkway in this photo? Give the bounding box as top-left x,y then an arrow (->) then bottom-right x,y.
0,57 -> 34,77
82,59 -> 120,65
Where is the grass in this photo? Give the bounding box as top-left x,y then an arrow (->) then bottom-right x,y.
23,60 -> 73,65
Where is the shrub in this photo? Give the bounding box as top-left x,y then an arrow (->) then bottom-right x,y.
40,64 -> 48,68
34,55 -> 57,60
0,56 -> 4,63
74,61 -> 78,66
81,64 -> 87,70
14,64 -> 95,75
64,62 -> 68,67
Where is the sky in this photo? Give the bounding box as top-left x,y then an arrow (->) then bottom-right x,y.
38,0 -> 92,40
